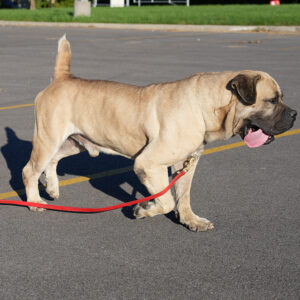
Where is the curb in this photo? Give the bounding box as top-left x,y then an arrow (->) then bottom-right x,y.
0,20 -> 300,33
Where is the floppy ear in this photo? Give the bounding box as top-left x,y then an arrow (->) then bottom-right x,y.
230,74 -> 261,106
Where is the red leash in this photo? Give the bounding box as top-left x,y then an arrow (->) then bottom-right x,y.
0,170 -> 186,213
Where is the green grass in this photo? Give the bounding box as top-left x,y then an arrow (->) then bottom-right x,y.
0,5 -> 300,25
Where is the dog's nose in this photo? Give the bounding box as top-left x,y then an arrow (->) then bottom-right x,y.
290,109 -> 297,118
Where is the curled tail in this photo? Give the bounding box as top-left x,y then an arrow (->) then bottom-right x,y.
54,34 -> 72,80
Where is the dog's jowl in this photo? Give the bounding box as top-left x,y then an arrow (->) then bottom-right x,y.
22,35 -> 297,231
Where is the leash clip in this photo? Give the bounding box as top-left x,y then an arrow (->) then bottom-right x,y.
180,156 -> 196,173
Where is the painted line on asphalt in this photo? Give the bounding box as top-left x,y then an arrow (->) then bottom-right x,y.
0,166 -> 133,199
0,103 -> 34,111
0,128 -> 299,200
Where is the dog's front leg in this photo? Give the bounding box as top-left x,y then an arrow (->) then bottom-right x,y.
172,149 -> 214,232
133,160 -> 175,218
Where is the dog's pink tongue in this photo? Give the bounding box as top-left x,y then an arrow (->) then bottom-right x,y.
244,129 -> 269,148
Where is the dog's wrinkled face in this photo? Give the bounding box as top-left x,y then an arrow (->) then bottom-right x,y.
231,73 -> 297,145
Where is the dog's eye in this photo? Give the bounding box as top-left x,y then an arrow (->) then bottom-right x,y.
268,97 -> 279,105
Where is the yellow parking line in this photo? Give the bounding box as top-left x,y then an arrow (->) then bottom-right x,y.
0,166 -> 133,199
275,128 -> 300,137
0,103 -> 34,111
0,189 -> 23,199
58,166 -> 133,187
203,141 -> 246,155
0,128 -> 299,200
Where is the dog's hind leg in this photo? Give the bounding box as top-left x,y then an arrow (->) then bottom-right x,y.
44,138 -> 84,200
23,134 -> 63,211
171,149 -> 214,232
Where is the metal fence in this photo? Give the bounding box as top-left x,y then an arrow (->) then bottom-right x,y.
132,0 -> 189,6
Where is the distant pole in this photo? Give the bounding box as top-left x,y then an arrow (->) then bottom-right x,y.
30,0 -> 36,10
186,0 -> 189,7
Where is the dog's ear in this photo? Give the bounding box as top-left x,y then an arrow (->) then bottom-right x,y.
230,74 -> 261,106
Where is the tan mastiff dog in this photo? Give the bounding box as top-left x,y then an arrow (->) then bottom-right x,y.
22,35 -> 297,231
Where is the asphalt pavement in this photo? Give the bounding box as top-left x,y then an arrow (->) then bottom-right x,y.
0,25 -> 299,299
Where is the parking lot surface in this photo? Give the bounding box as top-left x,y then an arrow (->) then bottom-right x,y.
0,26 -> 299,299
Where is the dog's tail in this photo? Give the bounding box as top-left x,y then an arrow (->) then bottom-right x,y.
54,34 -> 71,80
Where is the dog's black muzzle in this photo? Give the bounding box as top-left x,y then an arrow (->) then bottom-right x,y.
240,105 -> 297,145
266,106 -> 297,135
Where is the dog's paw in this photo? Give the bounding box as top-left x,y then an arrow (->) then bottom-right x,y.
133,202 -> 156,218
46,186 -> 59,200
181,215 -> 214,232
28,199 -> 47,212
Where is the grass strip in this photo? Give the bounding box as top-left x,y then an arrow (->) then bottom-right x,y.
0,5 -> 299,25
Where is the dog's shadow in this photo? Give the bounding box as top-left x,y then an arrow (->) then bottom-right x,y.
0,127 -> 178,222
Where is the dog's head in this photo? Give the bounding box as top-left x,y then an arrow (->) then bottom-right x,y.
229,72 -> 297,146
